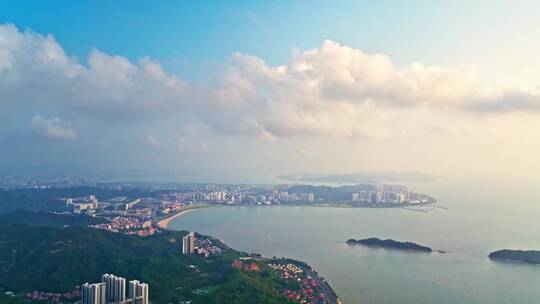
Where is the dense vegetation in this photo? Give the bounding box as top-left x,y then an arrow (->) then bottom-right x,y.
0,211 -> 292,304
489,250 -> 540,264
346,238 -> 432,252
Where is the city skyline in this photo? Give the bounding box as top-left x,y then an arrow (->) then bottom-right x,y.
1,1 -> 540,188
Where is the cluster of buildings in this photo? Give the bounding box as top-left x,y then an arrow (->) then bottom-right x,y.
351,186 -> 431,205
65,195 -> 159,237
180,232 -> 227,257
191,190 -> 316,204
194,237 -> 225,257
91,217 -> 155,236
159,188 -> 227,204
159,201 -> 184,215
65,196 -> 142,215
66,195 -> 99,214
270,191 -> 315,203
268,262 -> 330,304
268,263 -> 303,277
82,274 -> 148,304
94,217 -> 151,231
283,277 -> 328,304
25,289 -> 80,303
164,190 -> 242,204
155,184 -> 317,206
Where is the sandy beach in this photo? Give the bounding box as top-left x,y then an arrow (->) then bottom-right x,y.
157,204 -> 210,229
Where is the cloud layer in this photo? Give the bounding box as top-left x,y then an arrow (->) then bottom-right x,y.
3,23 -> 540,184
2,24 -> 540,144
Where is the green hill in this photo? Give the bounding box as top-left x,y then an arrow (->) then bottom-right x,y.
0,212 -> 291,304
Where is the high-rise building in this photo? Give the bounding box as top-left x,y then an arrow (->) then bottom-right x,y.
128,280 -> 149,304
359,191 -> 368,202
128,280 -> 138,300
102,274 -> 126,303
82,282 -> 106,304
138,283 -> 149,304
372,191 -> 382,203
182,232 -> 195,254
83,274 -> 149,304
102,274 -> 113,301
116,277 -> 126,303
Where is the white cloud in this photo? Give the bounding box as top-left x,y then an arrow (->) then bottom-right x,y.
0,24 -> 189,118
1,24 -> 540,143
31,115 -> 78,140
197,40 -> 540,139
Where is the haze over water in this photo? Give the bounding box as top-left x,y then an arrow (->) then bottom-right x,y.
169,178 -> 540,304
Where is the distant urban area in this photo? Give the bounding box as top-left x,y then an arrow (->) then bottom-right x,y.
0,175 -> 438,240
0,175 -> 437,237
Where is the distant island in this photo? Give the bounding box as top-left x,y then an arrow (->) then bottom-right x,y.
489,249 -> 540,264
346,238 -> 432,253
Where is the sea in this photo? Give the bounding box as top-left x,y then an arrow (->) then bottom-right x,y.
168,178 -> 540,304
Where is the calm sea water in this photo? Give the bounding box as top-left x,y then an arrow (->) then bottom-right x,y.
168,179 -> 540,304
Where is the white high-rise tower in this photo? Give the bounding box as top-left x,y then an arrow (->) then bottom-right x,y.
128,280 -> 149,304
82,282 -> 106,304
182,232 -> 195,254
101,274 -> 126,303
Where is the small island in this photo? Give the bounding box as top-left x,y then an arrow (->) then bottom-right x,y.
346,237 -> 432,253
489,249 -> 540,264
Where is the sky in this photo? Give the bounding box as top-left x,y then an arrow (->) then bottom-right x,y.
1,1 -> 540,184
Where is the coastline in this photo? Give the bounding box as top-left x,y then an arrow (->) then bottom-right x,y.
206,201 -> 438,209
156,203 -> 212,230
160,204 -> 342,303
157,202 -> 442,230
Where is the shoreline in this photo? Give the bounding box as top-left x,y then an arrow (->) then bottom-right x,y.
157,201 -> 442,229
159,203 -> 353,303
156,203 -> 212,229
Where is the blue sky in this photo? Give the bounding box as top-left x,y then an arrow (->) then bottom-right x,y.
2,0 -> 539,82
1,0 -> 538,85
1,1 -> 540,183
0,1 -> 532,65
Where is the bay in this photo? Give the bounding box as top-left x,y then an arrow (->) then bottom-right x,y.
168,179 -> 540,303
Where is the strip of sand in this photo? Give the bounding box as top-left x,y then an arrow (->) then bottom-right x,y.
157,204 -> 210,229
